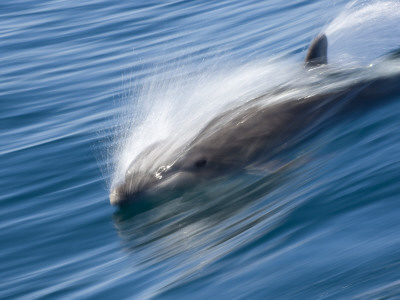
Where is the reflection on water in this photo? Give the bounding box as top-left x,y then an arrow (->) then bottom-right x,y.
111,150 -> 323,297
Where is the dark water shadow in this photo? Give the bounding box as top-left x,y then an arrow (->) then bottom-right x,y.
111,155 -> 304,256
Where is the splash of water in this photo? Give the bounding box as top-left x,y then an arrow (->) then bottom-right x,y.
109,0 -> 400,192
109,58 -> 307,188
325,0 -> 400,66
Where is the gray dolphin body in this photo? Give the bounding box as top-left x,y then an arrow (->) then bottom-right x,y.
110,35 -> 400,206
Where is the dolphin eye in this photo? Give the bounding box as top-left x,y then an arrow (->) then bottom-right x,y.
194,159 -> 207,168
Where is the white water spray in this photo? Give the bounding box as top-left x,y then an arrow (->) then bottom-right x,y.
109,0 -> 400,191
326,0 -> 400,66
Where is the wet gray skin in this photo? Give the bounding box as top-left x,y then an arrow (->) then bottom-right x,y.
110,86 -> 341,206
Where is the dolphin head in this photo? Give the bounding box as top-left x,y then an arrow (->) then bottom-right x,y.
109,139 -> 238,206
109,102 -> 294,206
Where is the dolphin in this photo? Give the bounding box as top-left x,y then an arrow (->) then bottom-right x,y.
110,34 -> 400,206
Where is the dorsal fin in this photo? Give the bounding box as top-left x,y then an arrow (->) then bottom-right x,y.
305,34 -> 328,67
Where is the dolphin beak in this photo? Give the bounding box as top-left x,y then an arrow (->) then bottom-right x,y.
109,183 -> 128,206
110,183 -> 141,206
109,190 -> 121,206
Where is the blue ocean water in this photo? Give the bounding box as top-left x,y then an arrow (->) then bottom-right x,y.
1,0 -> 400,299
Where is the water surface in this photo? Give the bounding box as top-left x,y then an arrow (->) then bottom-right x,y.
1,0 -> 400,299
